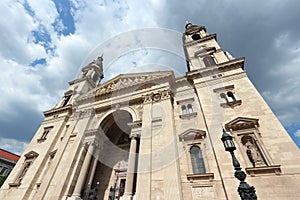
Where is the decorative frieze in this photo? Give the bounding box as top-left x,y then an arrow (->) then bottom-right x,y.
94,74 -> 170,96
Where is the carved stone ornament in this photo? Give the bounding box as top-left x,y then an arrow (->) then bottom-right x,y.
95,75 -> 153,95
131,104 -> 143,119
94,72 -> 172,96
142,90 -> 172,104
72,108 -> 95,120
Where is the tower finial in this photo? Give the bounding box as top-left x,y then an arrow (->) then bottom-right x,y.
185,21 -> 193,29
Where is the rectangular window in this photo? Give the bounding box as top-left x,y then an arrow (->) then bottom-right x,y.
0,167 -> 7,175
37,127 -> 53,142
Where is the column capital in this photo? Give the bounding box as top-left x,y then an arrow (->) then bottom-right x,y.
130,133 -> 140,139
127,120 -> 142,129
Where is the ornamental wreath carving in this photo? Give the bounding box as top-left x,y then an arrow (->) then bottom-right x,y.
142,90 -> 172,104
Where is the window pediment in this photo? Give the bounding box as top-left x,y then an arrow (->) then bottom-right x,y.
179,129 -> 206,142
225,117 -> 259,131
24,151 -> 39,159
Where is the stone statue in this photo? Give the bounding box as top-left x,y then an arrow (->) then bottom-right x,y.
245,140 -> 263,167
89,56 -> 103,69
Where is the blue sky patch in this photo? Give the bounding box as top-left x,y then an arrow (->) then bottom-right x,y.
22,0 -> 35,17
31,25 -> 53,54
30,58 -> 46,67
285,123 -> 300,148
52,0 -> 76,36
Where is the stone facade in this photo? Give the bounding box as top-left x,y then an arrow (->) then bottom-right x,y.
1,23 -> 300,200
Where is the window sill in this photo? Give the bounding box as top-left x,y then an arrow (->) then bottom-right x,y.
187,173 -> 214,182
220,100 -> 242,108
8,182 -> 21,187
245,165 -> 281,176
180,112 -> 197,119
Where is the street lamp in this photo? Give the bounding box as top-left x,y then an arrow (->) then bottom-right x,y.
221,128 -> 257,200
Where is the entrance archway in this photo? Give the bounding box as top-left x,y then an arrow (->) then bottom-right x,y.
86,110 -> 133,200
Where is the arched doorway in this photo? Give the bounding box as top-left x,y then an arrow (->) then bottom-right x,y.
84,110 -> 133,200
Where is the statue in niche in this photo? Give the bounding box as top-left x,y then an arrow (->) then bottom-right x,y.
243,137 -> 264,167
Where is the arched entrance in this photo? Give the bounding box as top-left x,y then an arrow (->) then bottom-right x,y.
83,110 -> 135,200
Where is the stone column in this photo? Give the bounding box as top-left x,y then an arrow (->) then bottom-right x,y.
123,135 -> 138,198
72,143 -> 95,198
86,147 -> 100,188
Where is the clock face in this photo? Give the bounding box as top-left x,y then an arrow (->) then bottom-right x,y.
185,25 -> 201,35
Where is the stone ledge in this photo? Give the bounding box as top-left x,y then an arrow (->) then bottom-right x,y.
246,165 -> 281,176
220,99 -> 242,108
8,182 -> 21,187
43,105 -> 72,117
180,112 -> 197,119
187,173 -> 214,182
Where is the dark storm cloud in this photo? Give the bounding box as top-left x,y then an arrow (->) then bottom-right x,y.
0,102 -> 43,141
152,0 -> 300,126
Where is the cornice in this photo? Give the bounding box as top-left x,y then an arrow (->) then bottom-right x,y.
43,105 -> 72,118
186,57 -> 245,79
94,97 -> 144,114
190,71 -> 247,89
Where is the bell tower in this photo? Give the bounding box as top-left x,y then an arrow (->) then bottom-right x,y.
183,22 -> 235,71
54,56 -> 104,109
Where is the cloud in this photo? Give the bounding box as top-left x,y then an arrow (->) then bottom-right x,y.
0,138 -> 28,155
295,130 -> 300,138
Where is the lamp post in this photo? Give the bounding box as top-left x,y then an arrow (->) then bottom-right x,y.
221,128 -> 257,200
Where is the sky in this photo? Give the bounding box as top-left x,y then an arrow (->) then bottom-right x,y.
0,0 -> 300,155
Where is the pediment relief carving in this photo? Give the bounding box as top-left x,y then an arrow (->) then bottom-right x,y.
225,117 -> 259,131
179,129 -> 206,142
95,71 -> 174,96
77,71 -> 174,102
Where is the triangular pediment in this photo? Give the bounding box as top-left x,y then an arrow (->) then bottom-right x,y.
179,129 -> 206,141
95,71 -> 174,95
225,117 -> 259,131
78,71 -> 175,102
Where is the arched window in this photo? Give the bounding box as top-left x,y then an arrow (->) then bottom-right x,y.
182,105 -> 187,115
227,91 -> 236,102
187,104 -> 193,113
190,146 -> 206,174
192,34 -> 201,40
220,93 -> 228,103
203,56 -> 216,67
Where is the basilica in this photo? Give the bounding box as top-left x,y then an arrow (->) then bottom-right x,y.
1,23 -> 300,200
